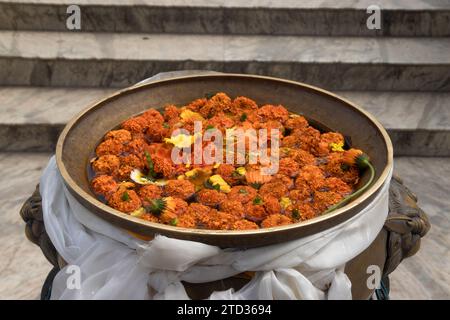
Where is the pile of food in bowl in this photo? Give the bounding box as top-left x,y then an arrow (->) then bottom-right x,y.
89,92 -> 371,230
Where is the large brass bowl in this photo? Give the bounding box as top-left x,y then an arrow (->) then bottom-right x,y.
56,74 -> 393,248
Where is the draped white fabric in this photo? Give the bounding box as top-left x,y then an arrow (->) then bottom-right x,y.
41,156 -> 391,300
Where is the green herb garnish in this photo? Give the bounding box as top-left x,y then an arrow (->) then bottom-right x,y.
145,198 -> 166,216
170,218 -> 178,226
204,180 -> 220,191
121,191 -> 130,202
250,183 -> 262,190
206,125 -> 215,131
238,188 -> 248,194
240,113 -> 247,122
163,122 -> 170,129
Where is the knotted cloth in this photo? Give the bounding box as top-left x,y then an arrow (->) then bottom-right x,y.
41,156 -> 391,300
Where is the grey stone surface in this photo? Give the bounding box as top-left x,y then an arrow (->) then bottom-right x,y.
0,86 -> 449,155
0,31 -> 450,90
0,152 -> 52,299
389,157 -> 450,299
0,0 -> 449,36
0,153 -> 447,299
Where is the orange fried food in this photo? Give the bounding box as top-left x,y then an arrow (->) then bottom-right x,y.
231,96 -> 258,115
164,179 -> 195,200
262,195 -> 282,215
196,189 -> 227,207
255,105 -> 289,123
159,198 -> 188,224
108,189 -> 142,213
92,155 -> 120,175
91,175 -> 118,199
285,115 -> 308,131
261,214 -> 292,228
141,108 -> 164,123
311,191 -> 344,213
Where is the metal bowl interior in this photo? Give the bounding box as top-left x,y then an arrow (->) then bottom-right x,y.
56,74 -> 393,248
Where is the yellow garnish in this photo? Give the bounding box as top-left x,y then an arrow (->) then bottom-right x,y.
330,141 -> 345,152
213,163 -> 220,169
180,109 -> 204,121
209,175 -> 231,193
177,175 -> 185,180
185,161 -> 191,168
280,197 -> 292,209
164,133 -> 195,148
235,167 -> 246,176
130,207 -> 145,218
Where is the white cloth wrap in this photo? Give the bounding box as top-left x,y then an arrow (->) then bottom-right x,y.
42,156 -> 392,300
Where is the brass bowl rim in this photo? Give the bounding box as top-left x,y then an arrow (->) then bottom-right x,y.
56,73 -> 393,237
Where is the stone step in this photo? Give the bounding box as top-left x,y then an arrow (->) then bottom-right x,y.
0,86 -> 448,156
1,31 -> 450,91
0,0 -> 449,36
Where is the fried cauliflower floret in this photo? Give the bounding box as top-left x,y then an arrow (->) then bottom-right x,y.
244,203 -> 268,223
285,116 -> 308,131
196,189 -> 227,207
138,184 -> 162,201
313,132 -> 345,157
108,189 -> 142,213
105,129 -> 132,143
261,214 -> 292,228
228,186 -> 257,204
259,182 -> 288,199
199,93 -> 232,118
121,116 -> 149,134
232,219 -> 259,230
91,175 -> 118,199
278,157 -> 300,177
164,179 -> 195,200
96,139 -> 124,156
92,155 -> 120,175
116,165 -> 134,181
219,199 -> 245,218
